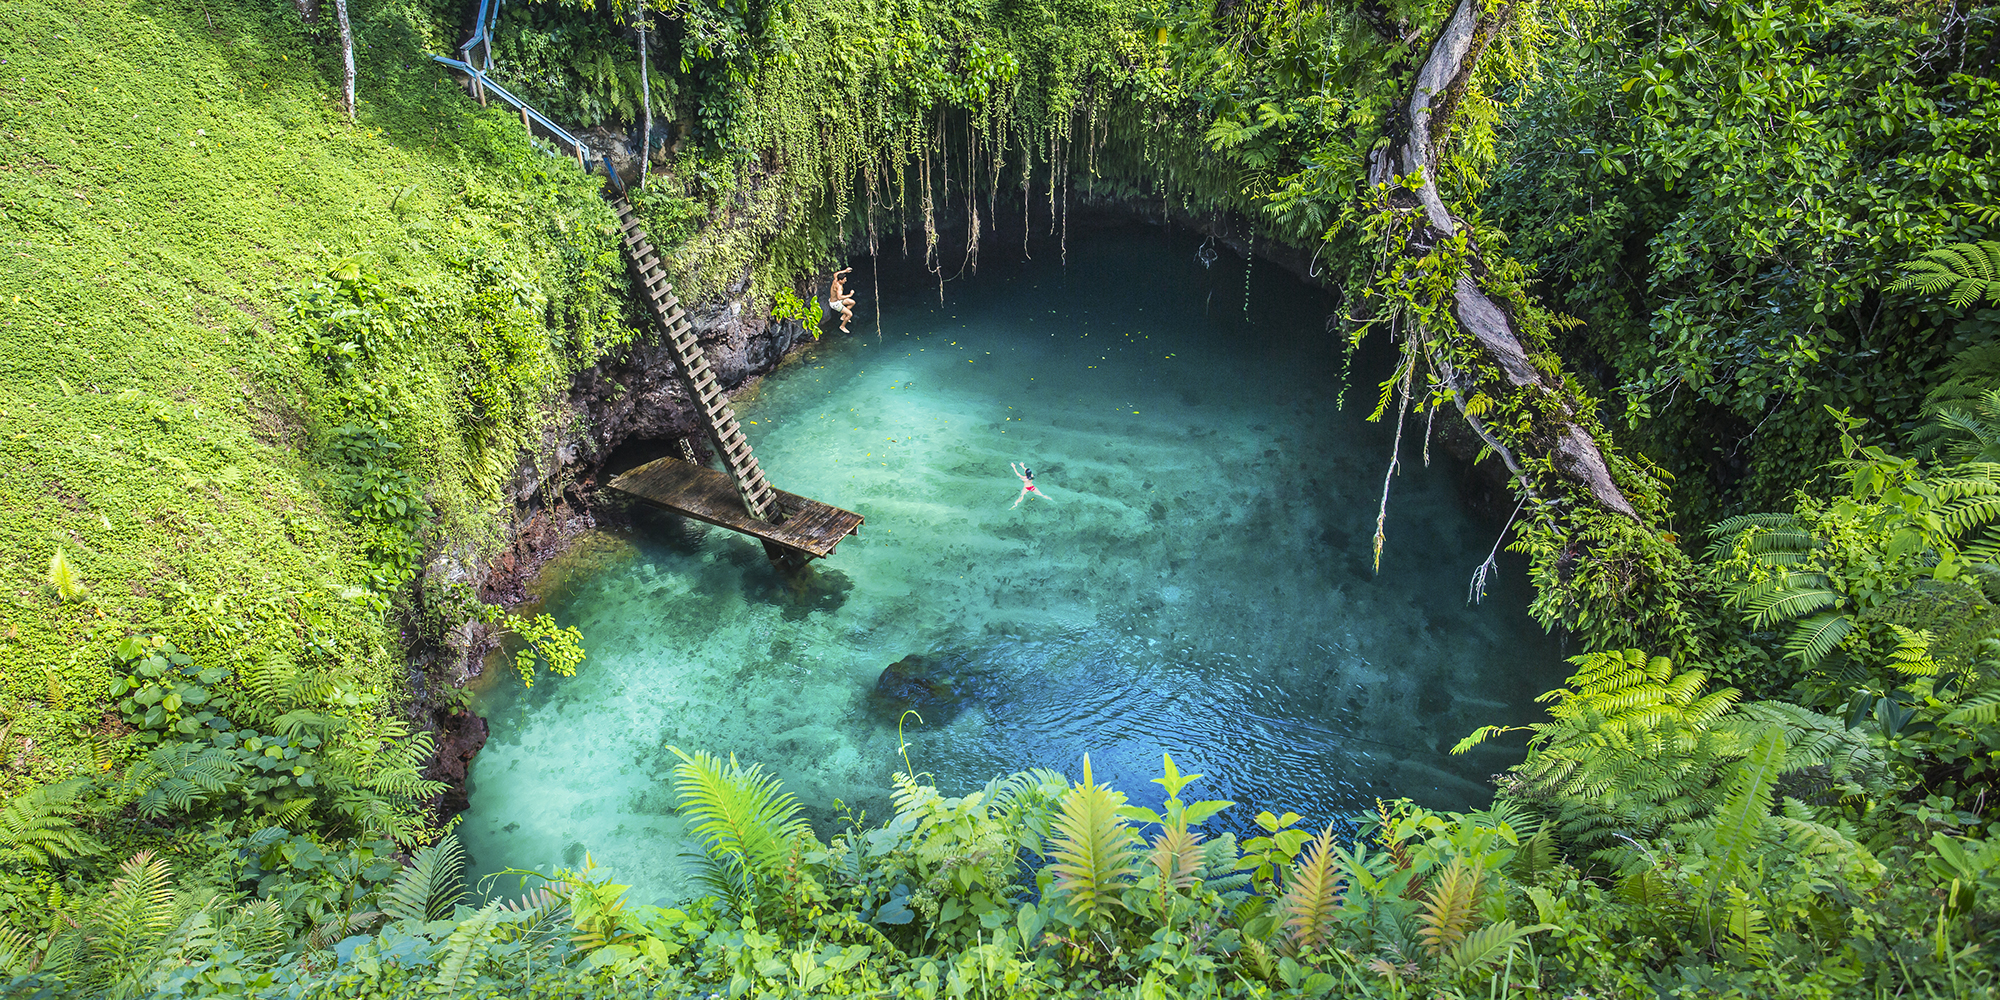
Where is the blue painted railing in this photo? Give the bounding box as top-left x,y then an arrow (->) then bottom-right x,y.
458,0 -> 498,70
430,54 -> 585,153
435,5 -> 625,190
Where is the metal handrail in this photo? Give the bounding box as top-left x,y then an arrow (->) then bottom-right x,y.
430,55 -> 583,153
439,4 -> 626,193
458,0 -> 497,69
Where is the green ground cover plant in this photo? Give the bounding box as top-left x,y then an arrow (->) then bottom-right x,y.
0,0 -> 622,972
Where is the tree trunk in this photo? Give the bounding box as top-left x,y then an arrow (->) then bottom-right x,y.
637,0 -> 652,188
333,0 -> 356,123
1367,0 -> 1637,519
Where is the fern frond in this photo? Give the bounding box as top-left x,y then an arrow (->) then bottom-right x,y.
1700,727 -> 1785,890
1507,824 -> 1557,884
85,850 -> 179,993
1146,826 -> 1205,896
432,902 -> 502,993
1278,825 -> 1343,954
1044,755 -> 1140,923
1891,241 -> 2000,308
1746,586 -> 1842,629
1734,701 -> 1884,783
307,909 -> 384,952
1439,919 -> 1550,977
1416,858 -> 1483,958
0,778 -> 102,866
668,747 -> 811,880
1707,512 -> 1801,539
1944,692 -> 2000,726
1767,814 -> 1879,875
380,835 -> 466,923
1784,612 -> 1854,666
0,921 -> 36,977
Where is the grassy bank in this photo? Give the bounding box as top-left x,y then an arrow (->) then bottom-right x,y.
0,0 -> 620,839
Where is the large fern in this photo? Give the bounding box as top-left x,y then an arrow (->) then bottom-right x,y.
380,834 -> 467,923
668,746 -> 812,884
432,902 -> 503,994
1891,239 -> 2000,308
1729,701 -> 1886,793
1695,726 -> 1786,896
0,778 -> 102,866
1416,857 -> 1483,959
0,921 -> 38,977
81,852 -> 178,999
1437,920 -> 1550,978
1277,824 -> 1343,954
1463,650 -> 1747,849
1043,755 -> 1140,924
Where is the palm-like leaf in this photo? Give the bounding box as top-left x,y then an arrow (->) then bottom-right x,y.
1699,726 -> 1785,892
380,834 -> 466,923
668,747 -> 811,880
1944,692 -> 2000,726
1438,920 -> 1551,977
1732,701 -> 1884,785
1743,583 -> 1842,629
432,902 -> 502,994
80,851 -> 178,998
1146,826 -> 1205,895
0,921 -> 36,977
1784,611 -> 1854,667
1891,240 -> 2000,308
1917,391 -> 2000,464
1044,755 -> 1140,923
1416,857 -> 1482,958
1278,825 -> 1343,953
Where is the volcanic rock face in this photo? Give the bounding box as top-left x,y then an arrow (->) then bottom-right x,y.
424,708 -> 489,820
418,236 -> 826,819
568,275 -> 813,462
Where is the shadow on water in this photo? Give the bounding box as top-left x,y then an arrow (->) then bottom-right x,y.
460,221 -> 1567,904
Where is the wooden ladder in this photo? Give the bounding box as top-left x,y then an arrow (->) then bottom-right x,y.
609,195 -> 781,523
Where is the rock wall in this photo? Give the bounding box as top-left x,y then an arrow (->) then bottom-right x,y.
415,220 -> 829,812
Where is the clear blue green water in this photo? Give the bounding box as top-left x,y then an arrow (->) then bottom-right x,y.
460,226 -> 1564,903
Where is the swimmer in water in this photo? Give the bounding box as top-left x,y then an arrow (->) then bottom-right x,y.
1011,462 -> 1051,508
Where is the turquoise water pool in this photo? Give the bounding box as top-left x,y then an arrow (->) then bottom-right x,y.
459,225 -> 1563,903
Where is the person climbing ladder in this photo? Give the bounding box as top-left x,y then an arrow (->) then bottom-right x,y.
1010,462 -> 1052,508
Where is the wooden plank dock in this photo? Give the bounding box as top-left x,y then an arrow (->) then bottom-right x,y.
609,456 -> 863,560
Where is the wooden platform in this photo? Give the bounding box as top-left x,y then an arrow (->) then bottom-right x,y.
609,456 -> 863,559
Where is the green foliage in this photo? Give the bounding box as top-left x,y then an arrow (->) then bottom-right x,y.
104,635 -> 446,846
768,285 -> 822,340
667,745 -> 816,919
1,0 -> 607,819
378,834 -> 467,924
11,2 -> 2000,998
1918,388 -> 2000,465
48,548 -> 86,603
1461,648 -> 1745,847
0,779 -> 102,867
1489,0 -> 2000,518
1705,413 -> 2000,693
1042,754 -> 1142,928
1895,240 -> 2000,310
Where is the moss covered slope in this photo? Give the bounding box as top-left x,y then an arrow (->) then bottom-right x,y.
0,0 -> 620,795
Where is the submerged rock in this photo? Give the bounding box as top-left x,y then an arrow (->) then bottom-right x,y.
871,652 -> 981,724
